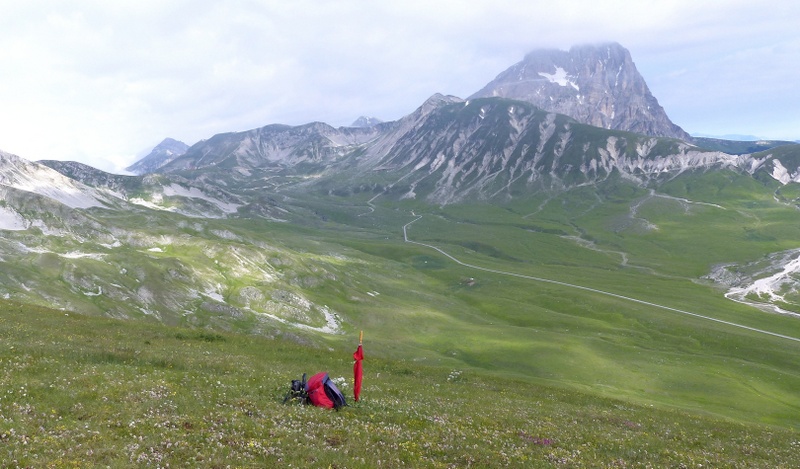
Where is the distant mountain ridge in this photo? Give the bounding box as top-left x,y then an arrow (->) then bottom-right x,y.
145,94 -> 800,205
470,42 -> 691,141
690,137 -> 798,155
6,41 -> 796,218
2,41 -> 800,350
19,41 -> 800,209
692,133 -> 764,141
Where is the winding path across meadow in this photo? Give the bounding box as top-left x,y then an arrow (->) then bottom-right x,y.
402,215 -> 800,343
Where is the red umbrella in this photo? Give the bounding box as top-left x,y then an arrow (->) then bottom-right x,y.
353,331 -> 364,402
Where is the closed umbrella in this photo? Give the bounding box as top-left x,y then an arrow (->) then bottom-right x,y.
353,331 -> 364,402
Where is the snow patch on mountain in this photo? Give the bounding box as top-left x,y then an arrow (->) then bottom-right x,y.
538,66 -> 579,91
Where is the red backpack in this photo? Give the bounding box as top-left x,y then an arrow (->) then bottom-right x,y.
283,372 -> 347,410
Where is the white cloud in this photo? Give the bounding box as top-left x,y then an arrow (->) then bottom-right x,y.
0,0 -> 798,171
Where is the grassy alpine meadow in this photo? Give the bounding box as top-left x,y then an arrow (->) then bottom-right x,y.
1,300 -> 799,468
4,170 -> 800,466
292,173 -> 800,427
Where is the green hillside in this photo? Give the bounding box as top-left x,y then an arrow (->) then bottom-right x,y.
4,161 -> 800,466
1,300 -> 798,467
278,170 -> 800,427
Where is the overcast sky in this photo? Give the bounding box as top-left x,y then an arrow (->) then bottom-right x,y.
1,1 -> 798,172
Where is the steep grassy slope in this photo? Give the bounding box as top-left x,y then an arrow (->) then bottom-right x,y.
1,301 -> 798,467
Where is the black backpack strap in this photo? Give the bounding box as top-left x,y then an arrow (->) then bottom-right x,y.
283,375 -> 310,405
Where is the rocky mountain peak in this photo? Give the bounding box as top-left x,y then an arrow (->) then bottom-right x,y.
469,42 -> 691,141
126,138 -> 189,175
351,116 -> 384,128
420,93 -> 465,114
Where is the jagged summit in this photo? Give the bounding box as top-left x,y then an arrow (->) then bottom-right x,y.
470,42 -> 691,141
